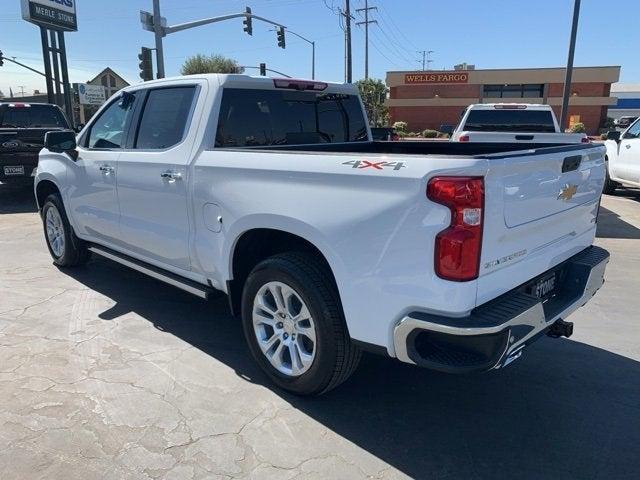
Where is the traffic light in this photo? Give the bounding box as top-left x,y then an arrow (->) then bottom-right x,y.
138,47 -> 153,82
259,63 -> 266,76
243,7 -> 252,35
276,26 -> 286,49
0,50 -> 4,67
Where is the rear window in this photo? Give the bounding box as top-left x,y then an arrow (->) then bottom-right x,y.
463,109 -> 556,133
0,105 -> 68,129
215,88 -> 368,148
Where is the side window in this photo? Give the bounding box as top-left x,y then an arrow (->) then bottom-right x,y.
86,93 -> 136,149
624,120 -> 640,139
135,87 -> 196,149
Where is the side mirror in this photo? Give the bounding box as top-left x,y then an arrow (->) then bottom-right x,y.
44,130 -> 78,160
606,130 -> 621,142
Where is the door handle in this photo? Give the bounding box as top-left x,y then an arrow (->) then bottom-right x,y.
625,144 -> 632,149
99,165 -> 115,175
160,170 -> 183,182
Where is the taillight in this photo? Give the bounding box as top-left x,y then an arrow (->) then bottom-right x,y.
458,135 -> 470,142
427,176 -> 484,281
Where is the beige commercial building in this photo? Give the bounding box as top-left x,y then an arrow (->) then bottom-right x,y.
386,66 -> 621,134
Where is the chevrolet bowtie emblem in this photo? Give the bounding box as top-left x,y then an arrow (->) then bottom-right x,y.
557,183 -> 578,201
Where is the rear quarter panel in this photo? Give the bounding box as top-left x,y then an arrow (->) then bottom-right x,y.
191,149 -> 488,353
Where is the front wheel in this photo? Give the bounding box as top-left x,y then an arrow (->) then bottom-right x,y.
603,159 -> 619,195
241,252 -> 360,396
42,194 -> 91,267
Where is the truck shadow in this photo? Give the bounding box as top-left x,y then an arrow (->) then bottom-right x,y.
596,205 -> 640,239
61,258 -> 640,480
0,182 -> 38,214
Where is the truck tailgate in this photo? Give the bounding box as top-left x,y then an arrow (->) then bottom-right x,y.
476,144 -> 605,304
458,131 -> 586,144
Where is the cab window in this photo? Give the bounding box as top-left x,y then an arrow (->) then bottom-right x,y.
624,120 -> 640,139
86,93 -> 136,149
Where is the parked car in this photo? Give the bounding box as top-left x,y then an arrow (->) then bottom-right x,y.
0,102 -> 71,184
35,75 -> 609,395
614,116 -> 638,129
450,103 -> 589,143
603,117 -> 640,193
370,127 -> 396,141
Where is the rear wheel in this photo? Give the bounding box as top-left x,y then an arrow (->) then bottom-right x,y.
241,252 -> 360,396
42,194 -> 91,267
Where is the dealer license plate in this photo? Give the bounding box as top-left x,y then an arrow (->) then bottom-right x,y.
528,272 -> 557,300
3,166 -> 25,176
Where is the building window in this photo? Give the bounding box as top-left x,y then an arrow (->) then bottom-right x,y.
483,84 -> 544,98
109,75 -> 116,88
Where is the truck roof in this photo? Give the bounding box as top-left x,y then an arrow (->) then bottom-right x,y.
124,74 -> 358,95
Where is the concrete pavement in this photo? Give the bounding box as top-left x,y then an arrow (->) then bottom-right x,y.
0,183 -> 639,480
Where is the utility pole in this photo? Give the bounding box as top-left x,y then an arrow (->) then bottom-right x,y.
560,0 -> 581,132
356,0 -> 377,79
418,50 -> 434,70
344,0 -> 353,83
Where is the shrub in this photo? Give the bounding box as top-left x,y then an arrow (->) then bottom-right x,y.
406,131 -> 418,137
392,121 -> 408,133
600,133 -> 608,140
570,122 -> 586,133
422,129 -> 438,138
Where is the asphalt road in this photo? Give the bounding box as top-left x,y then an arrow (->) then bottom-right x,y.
0,183 -> 638,480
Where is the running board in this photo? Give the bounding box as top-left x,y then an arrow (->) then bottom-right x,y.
88,246 -> 213,299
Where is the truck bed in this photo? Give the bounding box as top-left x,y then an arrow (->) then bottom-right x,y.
233,140 -> 597,157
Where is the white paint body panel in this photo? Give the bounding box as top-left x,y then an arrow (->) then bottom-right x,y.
35,74 -> 606,356
605,118 -> 640,188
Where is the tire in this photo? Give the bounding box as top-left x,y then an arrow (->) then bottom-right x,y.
241,251 -> 361,396
603,159 -> 618,195
41,193 -> 91,267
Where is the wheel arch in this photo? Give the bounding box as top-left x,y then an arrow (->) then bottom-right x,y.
35,179 -> 62,211
226,227 -> 343,317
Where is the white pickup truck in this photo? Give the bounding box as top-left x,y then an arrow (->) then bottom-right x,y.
603,117 -> 640,193
451,103 -> 589,144
35,74 -> 609,395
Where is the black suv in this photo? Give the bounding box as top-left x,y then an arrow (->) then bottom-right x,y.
0,102 -> 71,184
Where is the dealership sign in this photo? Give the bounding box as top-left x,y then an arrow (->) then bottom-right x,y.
76,83 -> 106,105
404,72 -> 469,84
21,0 -> 78,31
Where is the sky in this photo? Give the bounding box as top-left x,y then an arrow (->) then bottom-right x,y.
0,0 -> 638,97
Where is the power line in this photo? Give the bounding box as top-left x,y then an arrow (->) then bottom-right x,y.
377,3 -> 420,51
369,28 -> 415,68
370,22 -> 415,65
369,36 -> 404,69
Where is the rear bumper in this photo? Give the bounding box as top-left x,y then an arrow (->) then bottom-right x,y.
393,246 -> 609,373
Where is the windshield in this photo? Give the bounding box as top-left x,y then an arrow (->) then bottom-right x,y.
463,109 -> 556,133
215,88 -> 368,147
0,105 -> 68,129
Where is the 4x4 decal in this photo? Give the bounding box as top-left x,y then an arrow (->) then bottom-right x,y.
342,160 -> 406,171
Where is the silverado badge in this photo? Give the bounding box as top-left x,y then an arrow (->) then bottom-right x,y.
557,183 -> 578,201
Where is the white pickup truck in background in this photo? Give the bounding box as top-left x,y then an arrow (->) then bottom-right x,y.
35,74 -> 609,395
451,103 -> 590,144
603,117 -> 640,194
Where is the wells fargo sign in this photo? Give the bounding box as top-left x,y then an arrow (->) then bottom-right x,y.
404,72 -> 469,84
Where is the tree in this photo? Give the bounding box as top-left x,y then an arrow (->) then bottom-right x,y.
180,54 -> 244,75
355,78 -> 388,127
